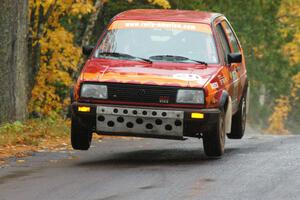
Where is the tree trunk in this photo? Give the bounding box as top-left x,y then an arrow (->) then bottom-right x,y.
0,0 -> 29,124
81,0 -> 105,47
73,0 -> 104,79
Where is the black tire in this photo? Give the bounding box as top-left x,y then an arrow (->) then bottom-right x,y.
227,93 -> 247,139
203,111 -> 226,157
71,117 -> 92,150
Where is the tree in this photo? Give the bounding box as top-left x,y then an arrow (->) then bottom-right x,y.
0,0 -> 29,124
28,0 -> 94,117
169,0 -> 296,131
267,0 -> 300,133
28,0 -> 170,117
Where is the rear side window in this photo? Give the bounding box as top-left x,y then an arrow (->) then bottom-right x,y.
216,24 -> 230,61
221,21 -> 240,53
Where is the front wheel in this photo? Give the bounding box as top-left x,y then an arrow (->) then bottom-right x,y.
71,117 -> 92,150
203,111 -> 226,157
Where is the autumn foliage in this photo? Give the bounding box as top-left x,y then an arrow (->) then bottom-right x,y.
147,0 -> 170,8
267,0 -> 300,134
267,96 -> 291,134
25,0 -> 299,134
28,0 -> 95,117
28,0 -> 170,118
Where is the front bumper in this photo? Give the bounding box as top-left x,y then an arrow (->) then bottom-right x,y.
71,102 -> 220,140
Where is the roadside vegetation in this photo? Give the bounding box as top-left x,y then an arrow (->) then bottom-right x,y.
0,0 -> 299,160
0,118 -> 69,147
27,0 -> 300,134
0,118 -> 70,160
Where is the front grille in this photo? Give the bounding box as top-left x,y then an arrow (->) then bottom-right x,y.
107,83 -> 178,104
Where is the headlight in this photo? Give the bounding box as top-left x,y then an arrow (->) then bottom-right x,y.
80,84 -> 107,99
176,89 -> 204,104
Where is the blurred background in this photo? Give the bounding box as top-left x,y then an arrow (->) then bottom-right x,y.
0,0 -> 299,148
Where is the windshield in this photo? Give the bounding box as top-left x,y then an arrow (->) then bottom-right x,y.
95,20 -> 219,64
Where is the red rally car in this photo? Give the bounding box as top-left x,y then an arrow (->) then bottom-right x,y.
71,9 -> 249,157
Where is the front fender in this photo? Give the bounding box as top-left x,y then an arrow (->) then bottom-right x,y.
218,90 -> 232,133
219,90 -> 229,111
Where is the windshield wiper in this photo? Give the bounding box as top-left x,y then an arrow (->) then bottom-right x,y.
98,52 -> 152,64
149,55 -> 207,66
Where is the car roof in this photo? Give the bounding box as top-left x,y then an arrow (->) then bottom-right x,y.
113,9 -> 223,24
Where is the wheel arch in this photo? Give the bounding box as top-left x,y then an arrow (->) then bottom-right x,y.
219,90 -> 232,134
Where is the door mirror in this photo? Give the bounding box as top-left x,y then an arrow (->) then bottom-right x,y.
82,46 -> 95,56
228,53 -> 242,64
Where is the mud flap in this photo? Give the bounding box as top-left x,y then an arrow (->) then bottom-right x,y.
225,97 -> 232,134
246,85 -> 250,115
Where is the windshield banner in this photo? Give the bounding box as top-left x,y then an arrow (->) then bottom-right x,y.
109,20 -> 212,33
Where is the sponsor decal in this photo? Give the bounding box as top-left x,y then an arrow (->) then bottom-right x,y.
109,20 -> 212,33
173,73 -> 207,85
218,75 -> 226,85
210,82 -> 219,89
173,73 -> 203,81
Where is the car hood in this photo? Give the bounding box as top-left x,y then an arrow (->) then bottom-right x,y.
81,59 -> 220,88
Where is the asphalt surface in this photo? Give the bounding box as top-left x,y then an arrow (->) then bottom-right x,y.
1,128 -> 300,200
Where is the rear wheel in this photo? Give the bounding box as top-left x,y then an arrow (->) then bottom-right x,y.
203,111 -> 226,157
71,117 -> 92,150
227,92 -> 247,139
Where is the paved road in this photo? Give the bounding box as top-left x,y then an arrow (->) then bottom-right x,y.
1,130 -> 300,200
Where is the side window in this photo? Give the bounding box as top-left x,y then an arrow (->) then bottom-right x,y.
216,24 -> 230,62
221,21 -> 240,53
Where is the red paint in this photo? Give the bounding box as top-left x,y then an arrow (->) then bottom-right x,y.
113,9 -> 220,24
75,9 -> 247,112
